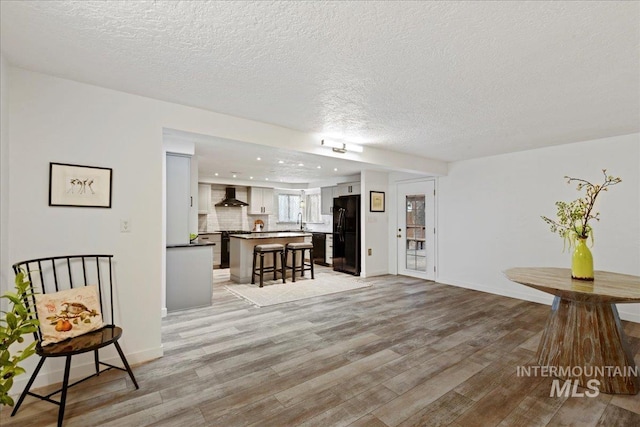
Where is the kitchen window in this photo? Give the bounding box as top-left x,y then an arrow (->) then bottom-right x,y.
278,194 -> 301,222
305,193 -> 321,223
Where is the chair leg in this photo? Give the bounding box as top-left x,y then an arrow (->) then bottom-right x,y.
259,253 -> 264,288
95,349 -> 100,375
273,251 -> 277,281
285,248 -> 289,280
114,341 -> 139,389
281,250 -> 286,283
11,356 -> 47,416
292,250 -> 297,282
251,250 -> 257,284
310,248 -> 315,279
301,249 -> 305,278
57,355 -> 72,427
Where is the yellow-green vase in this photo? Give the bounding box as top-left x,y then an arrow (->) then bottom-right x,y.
572,238 -> 594,280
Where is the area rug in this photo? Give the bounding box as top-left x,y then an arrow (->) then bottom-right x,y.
224,274 -> 372,307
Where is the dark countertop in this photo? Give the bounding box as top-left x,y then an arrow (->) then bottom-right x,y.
230,232 -> 312,239
197,231 -> 222,234
167,242 -> 217,248
249,230 -> 331,234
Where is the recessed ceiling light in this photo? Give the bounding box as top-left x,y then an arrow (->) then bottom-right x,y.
265,178 -> 269,181
257,157 -> 261,161
317,165 -> 322,169
298,163 -> 304,167
250,176 -> 253,179
278,160 -> 284,164
233,174 -> 237,178
334,168 -> 338,171
214,173 -> 219,176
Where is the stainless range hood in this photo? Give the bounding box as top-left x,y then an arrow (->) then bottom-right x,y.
215,187 -> 249,207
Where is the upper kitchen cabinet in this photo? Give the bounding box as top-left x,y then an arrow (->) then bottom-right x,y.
166,154 -> 191,245
248,187 -> 274,214
198,184 -> 212,214
336,181 -> 361,196
322,182 -> 361,214
321,186 -> 335,215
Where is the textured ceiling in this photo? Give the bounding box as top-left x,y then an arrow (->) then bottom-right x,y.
1,1 -> 638,162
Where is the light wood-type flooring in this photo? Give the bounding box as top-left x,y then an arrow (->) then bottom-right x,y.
3,266 -> 640,426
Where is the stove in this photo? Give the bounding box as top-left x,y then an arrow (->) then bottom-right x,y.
219,230 -> 252,268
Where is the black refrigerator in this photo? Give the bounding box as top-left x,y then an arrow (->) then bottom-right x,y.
333,195 -> 361,275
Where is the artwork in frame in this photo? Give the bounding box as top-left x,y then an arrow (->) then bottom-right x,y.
370,191 -> 385,212
49,162 -> 112,208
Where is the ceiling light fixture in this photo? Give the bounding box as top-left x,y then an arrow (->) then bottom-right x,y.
317,165 -> 321,169
321,139 -> 363,153
256,157 -> 261,161
298,163 -> 304,166
278,160 -> 284,164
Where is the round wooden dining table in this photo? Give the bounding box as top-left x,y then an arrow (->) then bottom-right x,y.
504,267 -> 640,394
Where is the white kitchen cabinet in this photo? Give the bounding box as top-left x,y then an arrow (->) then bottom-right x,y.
198,184 -> 212,214
248,187 -> 274,214
166,154 -> 191,245
197,233 -> 222,266
336,181 -> 360,196
326,234 -> 333,265
321,186 -> 335,215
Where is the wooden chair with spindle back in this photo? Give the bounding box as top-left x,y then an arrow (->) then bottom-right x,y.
10,254 -> 138,427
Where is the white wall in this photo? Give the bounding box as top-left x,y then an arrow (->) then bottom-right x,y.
438,133 -> 640,321
361,170 -> 390,277
8,68 -> 166,388
0,54 -> 9,311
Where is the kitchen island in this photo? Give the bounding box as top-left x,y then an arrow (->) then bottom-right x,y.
230,232 -> 312,283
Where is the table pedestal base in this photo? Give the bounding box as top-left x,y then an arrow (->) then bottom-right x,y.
537,296 -> 639,394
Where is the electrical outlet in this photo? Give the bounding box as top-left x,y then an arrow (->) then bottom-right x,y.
120,219 -> 131,233
368,248 -> 372,256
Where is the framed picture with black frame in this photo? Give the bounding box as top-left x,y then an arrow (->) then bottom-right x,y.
370,191 -> 385,212
49,162 -> 113,208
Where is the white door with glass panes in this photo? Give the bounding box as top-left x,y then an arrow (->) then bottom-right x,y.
397,180 -> 436,280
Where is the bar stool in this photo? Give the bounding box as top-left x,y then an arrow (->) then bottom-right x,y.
285,242 -> 315,282
252,244 -> 286,288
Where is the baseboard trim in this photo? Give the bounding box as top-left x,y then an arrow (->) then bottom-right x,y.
361,270 -> 388,278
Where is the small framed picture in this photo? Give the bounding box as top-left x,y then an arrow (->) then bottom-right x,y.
49,162 -> 112,208
370,191 -> 385,212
